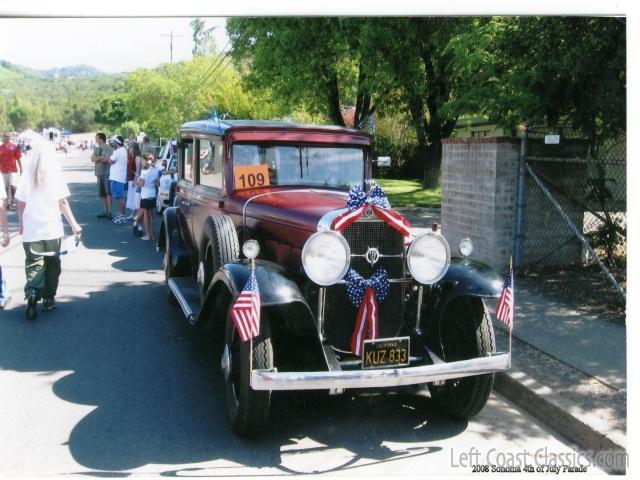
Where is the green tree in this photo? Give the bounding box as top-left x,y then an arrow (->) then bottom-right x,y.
227,17 -> 381,129
360,18 -> 478,187
227,17 -> 481,187
124,55 -> 283,138
447,17 -> 626,148
191,18 -> 217,56
95,94 -> 131,127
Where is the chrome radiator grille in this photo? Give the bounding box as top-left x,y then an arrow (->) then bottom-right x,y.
324,217 -> 407,350
341,217 -> 406,279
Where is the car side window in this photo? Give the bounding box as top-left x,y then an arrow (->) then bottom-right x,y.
197,137 -> 223,190
180,137 -> 194,183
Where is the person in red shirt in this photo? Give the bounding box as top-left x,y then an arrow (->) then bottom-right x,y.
0,133 -> 23,209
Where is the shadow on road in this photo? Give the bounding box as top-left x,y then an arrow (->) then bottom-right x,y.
0,156 -> 556,475
0,276 -> 547,475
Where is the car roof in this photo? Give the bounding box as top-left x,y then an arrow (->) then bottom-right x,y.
180,118 -> 365,137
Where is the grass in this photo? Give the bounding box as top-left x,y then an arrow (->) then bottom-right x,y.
375,179 -> 441,208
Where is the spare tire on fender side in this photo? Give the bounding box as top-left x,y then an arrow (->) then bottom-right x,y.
200,215 -> 240,294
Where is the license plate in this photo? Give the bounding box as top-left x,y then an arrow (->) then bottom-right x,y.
362,337 -> 410,369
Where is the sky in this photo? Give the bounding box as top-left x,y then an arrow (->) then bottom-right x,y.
0,0 -> 632,73
0,17 -> 229,73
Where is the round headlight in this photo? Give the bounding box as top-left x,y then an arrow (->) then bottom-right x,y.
407,232 -> 451,285
302,231 -> 350,286
459,237 -> 474,257
242,239 -> 260,259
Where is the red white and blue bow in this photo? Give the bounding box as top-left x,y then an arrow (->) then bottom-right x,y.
332,184 -> 411,237
345,268 -> 390,356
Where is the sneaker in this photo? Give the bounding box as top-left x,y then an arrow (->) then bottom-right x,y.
42,298 -> 56,312
106,212 -> 113,220
113,214 -> 126,225
97,212 -> 109,218
25,292 -> 38,320
125,214 -> 135,220
0,295 -> 11,309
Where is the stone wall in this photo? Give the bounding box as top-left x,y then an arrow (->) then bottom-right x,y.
441,137 -> 584,273
441,137 -> 519,272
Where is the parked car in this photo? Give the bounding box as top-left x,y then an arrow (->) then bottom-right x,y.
157,139 -> 177,165
156,154 -> 178,213
158,119 -> 511,437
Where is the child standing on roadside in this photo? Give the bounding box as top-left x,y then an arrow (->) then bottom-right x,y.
136,153 -> 158,241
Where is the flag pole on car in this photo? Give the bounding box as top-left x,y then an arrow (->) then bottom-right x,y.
496,256 -> 514,354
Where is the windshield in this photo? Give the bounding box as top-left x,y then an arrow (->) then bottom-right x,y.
232,144 -> 364,190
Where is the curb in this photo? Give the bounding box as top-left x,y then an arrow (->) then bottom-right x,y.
494,372 -> 626,474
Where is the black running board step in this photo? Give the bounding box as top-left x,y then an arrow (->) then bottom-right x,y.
168,277 -> 201,323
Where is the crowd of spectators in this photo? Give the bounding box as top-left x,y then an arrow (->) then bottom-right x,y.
91,134 -> 161,241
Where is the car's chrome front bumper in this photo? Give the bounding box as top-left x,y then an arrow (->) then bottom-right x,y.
251,352 -> 510,391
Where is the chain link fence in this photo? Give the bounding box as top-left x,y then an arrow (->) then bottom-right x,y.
520,126 -> 626,312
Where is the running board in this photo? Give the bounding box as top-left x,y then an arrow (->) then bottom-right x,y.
168,277 -> 201,325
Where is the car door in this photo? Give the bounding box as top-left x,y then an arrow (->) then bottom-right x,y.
190,135 -> 226,253
175,136 -> 197,256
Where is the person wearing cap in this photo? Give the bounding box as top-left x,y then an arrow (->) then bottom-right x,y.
108,135 -> 128,224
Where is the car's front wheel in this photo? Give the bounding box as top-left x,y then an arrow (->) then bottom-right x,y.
222,305 -> 273,437
428,297 -> 495,419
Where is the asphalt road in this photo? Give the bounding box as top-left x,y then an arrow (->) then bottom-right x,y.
0,150 -> 602,477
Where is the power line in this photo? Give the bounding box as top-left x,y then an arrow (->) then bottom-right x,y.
192,43 -> 233,92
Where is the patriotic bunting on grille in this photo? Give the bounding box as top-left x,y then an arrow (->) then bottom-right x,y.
345,268 -> 390,357
230,271 -> 261,342
332,184 -> 412,237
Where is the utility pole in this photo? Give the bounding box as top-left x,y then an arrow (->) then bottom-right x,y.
161,30 -> 183,64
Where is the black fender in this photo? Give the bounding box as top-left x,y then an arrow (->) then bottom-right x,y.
418,257 -> 503,331
202,259 -> 316,338
160,207 -> 190,274
438,257 -> 503,300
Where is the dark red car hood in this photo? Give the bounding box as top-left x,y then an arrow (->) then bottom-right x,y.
230,187 -> 348,233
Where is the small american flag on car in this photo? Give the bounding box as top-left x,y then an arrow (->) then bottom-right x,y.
230,271 -> 261,341
496,265 -> 514,329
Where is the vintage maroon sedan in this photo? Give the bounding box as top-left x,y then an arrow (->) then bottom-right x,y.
159,118 -> 511,437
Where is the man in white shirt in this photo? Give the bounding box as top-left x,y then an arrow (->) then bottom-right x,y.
108,135 -> 128,224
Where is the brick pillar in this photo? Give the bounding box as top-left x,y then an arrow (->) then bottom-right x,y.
441,137 -> 520,273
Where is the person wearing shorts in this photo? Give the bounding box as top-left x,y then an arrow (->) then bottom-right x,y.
91,133 -> 113,219
136,154 -> 158,241
108,135 -> 128,224
0,133 -> 23,209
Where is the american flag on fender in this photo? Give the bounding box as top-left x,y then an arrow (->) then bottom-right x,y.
230,271 -> 261,342
496,266 -> 514,329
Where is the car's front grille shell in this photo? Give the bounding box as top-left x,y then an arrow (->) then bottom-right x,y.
323,217 -> 407,350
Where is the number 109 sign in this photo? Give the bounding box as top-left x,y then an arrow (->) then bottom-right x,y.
233,164 -> 271,190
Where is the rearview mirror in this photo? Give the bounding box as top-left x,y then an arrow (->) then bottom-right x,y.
376,156 -> 391,167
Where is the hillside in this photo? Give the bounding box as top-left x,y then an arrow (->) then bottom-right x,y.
0,60 -> 125,133
0,60 -> 105,80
